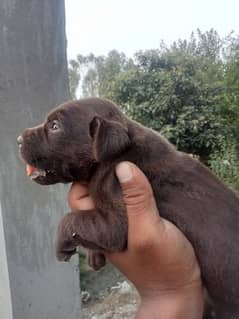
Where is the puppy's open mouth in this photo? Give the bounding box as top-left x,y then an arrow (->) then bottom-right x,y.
18,137 -> 62,185
26,164 -> 46,180
26,164 -> 56,181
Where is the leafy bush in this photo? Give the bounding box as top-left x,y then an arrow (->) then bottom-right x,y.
209,143 -> 239,191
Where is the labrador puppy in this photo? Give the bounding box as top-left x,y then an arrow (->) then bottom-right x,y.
18,98 -> 239,318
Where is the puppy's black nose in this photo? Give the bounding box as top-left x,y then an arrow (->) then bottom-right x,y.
17,135 -> 23,145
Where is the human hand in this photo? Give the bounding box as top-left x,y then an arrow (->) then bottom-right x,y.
68,162 -> 204,319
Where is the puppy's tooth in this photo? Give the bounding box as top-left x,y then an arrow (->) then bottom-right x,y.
26,164 -> 35,176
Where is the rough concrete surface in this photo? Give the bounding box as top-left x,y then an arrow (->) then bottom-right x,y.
80,264 -> 140,319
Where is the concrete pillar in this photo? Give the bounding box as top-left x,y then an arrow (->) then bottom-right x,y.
0,1 -> 81,318
0,203 -> 13,319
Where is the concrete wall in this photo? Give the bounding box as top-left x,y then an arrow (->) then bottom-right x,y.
0,1 -> 81,318
0,203 -> 13,319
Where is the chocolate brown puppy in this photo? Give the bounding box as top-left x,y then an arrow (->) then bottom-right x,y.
18,98 -> 239,318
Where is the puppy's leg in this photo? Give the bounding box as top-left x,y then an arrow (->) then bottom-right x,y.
87,250 -> 106,270
55,210 -> 127,262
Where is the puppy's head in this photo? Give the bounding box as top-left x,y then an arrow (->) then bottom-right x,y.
18,98 -> 131,185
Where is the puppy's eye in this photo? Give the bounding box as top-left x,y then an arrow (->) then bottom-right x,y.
50,120 -> 60,131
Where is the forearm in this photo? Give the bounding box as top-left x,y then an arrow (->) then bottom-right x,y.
135,286 -> 204,319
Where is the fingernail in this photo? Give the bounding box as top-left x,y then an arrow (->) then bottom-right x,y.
116,162 -> 133,183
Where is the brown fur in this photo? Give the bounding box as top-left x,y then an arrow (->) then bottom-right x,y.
19,98 -> 239,318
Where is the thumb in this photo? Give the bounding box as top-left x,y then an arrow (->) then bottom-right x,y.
115,162 -> 161,241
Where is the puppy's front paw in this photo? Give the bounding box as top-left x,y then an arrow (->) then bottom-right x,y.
55,213 -> 80,261
55,212 -> 103,262
56,238 -> 78,262
55,209 -> 127,261
87,250 -> 106,270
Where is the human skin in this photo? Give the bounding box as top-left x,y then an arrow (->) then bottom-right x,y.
68,162 -> 204,319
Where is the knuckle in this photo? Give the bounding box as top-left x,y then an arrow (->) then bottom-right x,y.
123,183 -> 154,209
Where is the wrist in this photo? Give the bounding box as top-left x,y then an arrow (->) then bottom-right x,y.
136,283 -> 204,319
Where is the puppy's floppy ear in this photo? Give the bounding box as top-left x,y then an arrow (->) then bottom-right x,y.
89,116 -> 131,162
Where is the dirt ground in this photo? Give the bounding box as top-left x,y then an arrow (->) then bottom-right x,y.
80,263 -> 140,319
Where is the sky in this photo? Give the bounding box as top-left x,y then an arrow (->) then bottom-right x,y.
65,0 -> 239,59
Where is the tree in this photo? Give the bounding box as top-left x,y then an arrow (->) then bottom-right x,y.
68,59 -> 81,99
223,37 -> 239,148
112,42 -> 226,160
68,50 -> 133,99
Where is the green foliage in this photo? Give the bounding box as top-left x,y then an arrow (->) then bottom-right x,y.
68,50 -> 133,99
68,59 -> 80,99
78,250 -> 88,278
209,143 -> 239,191
222,32 -> 239,141
112,46 -> 226,160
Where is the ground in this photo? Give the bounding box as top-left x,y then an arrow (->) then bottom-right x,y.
80,263 -> 140,319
